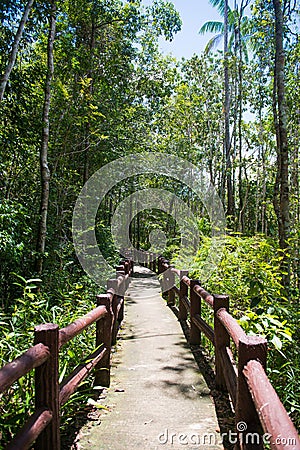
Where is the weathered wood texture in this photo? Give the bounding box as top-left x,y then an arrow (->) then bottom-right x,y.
213,294 -> 230,390
1,258 -> 132,449
59,305 -> 107,348
155,255 -> 298,450
95,294 -> 114,388
193,284 -> 214,307
243,360 -> 300,450
217,307 -> 247,347
6,408 -> 53,450
34,324 -> 60,450
235,336 -> 267,450
0,344 -> 49,393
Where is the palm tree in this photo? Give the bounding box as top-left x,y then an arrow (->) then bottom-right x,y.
199,0 -> 251,226
199,0 -> 250,58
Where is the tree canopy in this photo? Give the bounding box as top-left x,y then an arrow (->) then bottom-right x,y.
0,0 -> 299,444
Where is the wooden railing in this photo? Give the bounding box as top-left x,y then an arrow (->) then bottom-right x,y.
144,254 -> 300,450
0,258 -> 133,450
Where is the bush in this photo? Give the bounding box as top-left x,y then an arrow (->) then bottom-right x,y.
172,234 -> 300,429
0,274 -> 101,448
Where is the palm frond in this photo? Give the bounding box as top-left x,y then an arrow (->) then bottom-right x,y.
209,0 -> 225,16
204,33 -> 224,54
199,20 -> 223,35
208,0 -> 232,17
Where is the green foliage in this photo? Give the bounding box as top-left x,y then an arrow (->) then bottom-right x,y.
1,0 -> 300,442
148,0 -> 182,41
176,234 -> 300,428
188,235 -> 284,308
0,274 -> 100,447
0,200 -> 34,310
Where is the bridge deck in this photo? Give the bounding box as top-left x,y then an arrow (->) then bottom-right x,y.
77,266 -> 222,449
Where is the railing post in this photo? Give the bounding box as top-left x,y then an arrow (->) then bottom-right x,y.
179,270 -> 188,321
118,296 -> 125,324
167,269 -> 175,306
34,323 -> 60,450
152,256 -> 156,273
158,256 -> 163,274
124,260 -> 129,275
116,274 -> 126,327
160,259 -> 166,290
107,279 -> 119,345
190,280 -> 201,345
235,336 -> 267,450
129,259 -> 134,275
95,294 -> 113,388
147,253 -> 153,271
213,294 -> 230,391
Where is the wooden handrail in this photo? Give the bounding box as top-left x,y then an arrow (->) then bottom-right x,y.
182,275 -> 190,286
153,255 -> 300,450
0,344 -> 49,393
193,284 -> 214,308
59,344 -> 107,406
0,258 -> 133,449
59,305 -> 107,348
243,360 -> 300,450
217,307 -> 247,348
219,346 -> 238,407
191,314 -> 214,343
2,253 -> 300,450
6,408 -> 53,450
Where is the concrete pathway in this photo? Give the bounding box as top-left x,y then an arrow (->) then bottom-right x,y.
77,267 -> 222,450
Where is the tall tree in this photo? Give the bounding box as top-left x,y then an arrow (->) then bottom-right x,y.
0,0 -> 35,101
224,0 -> 234,218
272,0 -> 290,288
199,0 -> 240,219
35,0 -> 57,274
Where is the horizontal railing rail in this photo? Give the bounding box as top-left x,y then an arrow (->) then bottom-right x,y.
144,254 -> 300,450
0,344 -> 50,394
0,258 -> 133,450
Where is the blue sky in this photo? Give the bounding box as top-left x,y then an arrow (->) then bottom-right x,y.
144,0 -> 224,59
158,0 -> 223,58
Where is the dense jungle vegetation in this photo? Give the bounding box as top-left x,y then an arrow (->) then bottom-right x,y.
0,0 -> 299,446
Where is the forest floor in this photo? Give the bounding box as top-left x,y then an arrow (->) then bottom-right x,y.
73,266 -> 231,450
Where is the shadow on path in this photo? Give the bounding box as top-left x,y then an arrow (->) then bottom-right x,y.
168,304 -> 235,449
68,266 -> 235,450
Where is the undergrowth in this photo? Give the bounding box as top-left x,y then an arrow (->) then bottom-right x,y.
0,273 -> 102,448
171,234 -> 300,430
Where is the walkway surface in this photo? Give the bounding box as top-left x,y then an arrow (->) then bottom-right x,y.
77,266 -> 222,450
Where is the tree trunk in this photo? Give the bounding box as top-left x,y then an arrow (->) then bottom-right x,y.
237,9 -> 245,233
224,0 -> 234,220
0,0 -> 35,101
35,1 -> 56,274
83,18 -> 96,185
273,0 -> 290,289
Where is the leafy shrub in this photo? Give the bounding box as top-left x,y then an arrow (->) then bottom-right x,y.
0,200 -> 33,310
0,274 -> 102,448
171,234 -> 300,429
